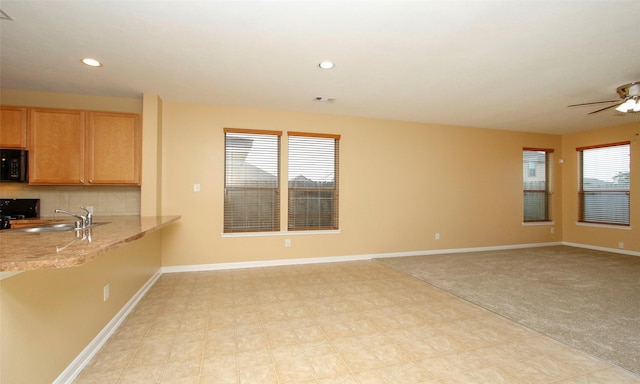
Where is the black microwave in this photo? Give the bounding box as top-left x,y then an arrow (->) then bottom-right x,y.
0,149 -> 28,183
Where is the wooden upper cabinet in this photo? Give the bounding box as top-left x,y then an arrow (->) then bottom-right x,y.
27,108 -> 141,186
29,108 -> 86,185
0,106 -> 28,149
87,112 -> 141,185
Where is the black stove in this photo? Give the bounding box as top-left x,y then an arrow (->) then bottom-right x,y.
0,199 -> 40,229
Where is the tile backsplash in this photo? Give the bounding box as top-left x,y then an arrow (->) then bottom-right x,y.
0,184 -> 140,217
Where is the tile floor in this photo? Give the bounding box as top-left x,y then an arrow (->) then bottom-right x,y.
73,261 -> 640,383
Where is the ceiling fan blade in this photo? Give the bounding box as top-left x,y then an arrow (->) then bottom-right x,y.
587,102 -> 623,115
567,100 -> 620,107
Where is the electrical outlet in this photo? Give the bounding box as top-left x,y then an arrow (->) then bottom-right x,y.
618,242 -> 624,249
285,239 -> 291,247
103,284 -> 110,302
550,227 -> 555,234
435,233 -> 440,240
194,184 -> 201,192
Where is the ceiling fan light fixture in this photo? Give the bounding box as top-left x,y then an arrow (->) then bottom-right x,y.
616,98 -> 637,113
571,82 -> 640,115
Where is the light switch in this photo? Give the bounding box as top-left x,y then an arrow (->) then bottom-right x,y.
194,184 -> 201,192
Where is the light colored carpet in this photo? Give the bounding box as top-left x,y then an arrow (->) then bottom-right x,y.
377,245 -> 640,375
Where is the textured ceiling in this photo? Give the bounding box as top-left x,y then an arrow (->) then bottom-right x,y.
1,1 -> 640,134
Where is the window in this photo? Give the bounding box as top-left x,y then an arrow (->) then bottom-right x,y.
224,128 -> 281,232
578,142 -> 630,226
288,132 -> 340,231
523,148 -> 553,222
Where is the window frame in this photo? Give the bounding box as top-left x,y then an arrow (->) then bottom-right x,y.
577,141 -> 630,227
523,147 -> 553,223
287,131 -> 340,231
223,128 -> 282,233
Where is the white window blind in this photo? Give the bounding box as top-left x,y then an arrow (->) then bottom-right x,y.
578,142 -> 630,226
523,148 -> 553,222
224,128 -> 281,232
287,132 -> 340,231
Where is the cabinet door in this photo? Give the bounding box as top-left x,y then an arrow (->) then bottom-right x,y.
0,106 -> 28,148
87,112 -> 141,185
29,109 -> 85,184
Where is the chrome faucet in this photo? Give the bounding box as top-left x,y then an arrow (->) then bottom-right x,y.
80,207 -> 93,227
55,208 -> 88,229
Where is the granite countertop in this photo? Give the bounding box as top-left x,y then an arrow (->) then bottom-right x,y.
0,215 -> 180,272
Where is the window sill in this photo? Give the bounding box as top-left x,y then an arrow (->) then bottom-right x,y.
575,222 -> 632,230
522,221 -> 555,226
221,229 -> 341,238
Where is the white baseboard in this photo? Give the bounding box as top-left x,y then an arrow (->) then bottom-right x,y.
562,241 -> 640,257
162,242 -> 564,274
53,269 -> 162,384
0,270 -> 23,281
161,254 -> 373,274
374,242 -> 564,259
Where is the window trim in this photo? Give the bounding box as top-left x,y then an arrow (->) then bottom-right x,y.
576,141 -> 631,227
224,127 -> 283,136
288,131 -> 341,140
523,147 -> 554,223
575,222 -> 632,230
522,221 -> 555,227
223,128 -> 282,233
221,229 -> 341,238
287,131 -> 340,231
575,141 -> 630,152
223,128 -> 341,235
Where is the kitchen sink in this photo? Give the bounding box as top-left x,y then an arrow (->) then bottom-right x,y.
8,222 -> 109,233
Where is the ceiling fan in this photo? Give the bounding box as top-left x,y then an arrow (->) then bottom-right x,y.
568,82 -> 640,115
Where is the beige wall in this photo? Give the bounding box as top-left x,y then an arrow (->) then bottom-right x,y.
141,93 -> 164,217
0,231 -> 162,384
561,122 -> 640,251
160,102 -> 563,267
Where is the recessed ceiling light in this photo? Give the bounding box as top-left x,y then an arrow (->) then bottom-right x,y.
313,96 -> 336,102
318,61 -> 334,70
81,58 -> 102,67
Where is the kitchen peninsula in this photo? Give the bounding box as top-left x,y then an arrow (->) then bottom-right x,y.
0,215 -> 180,272
0,215 -> 180,384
